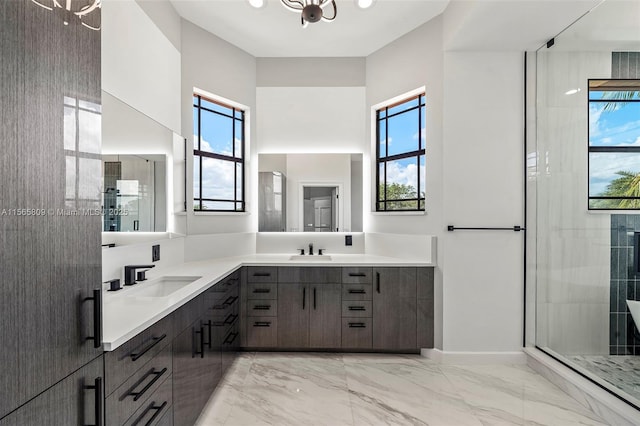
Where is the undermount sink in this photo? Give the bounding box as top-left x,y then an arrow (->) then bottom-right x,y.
289,255 -> 332,261
127,276 -> 201,298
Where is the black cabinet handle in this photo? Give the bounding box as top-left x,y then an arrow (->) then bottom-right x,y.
84,289 -> 102,348
224,313 -> 238,325
193,327 -> 204,358
253,321 -> 271,327
253,272 -> 271,277
253,304 -> 271,310
253,288 -> 271,294
348,322 -> 366,328
131,401 -> 168,426
376,272 -> 380,293
83,377 -> 102,426
129,334 -> 167,361
348,306 -> 366,311
127,368 -> 167,402
348,272 -> 367,277
313,287 -> 316,310
223,295 -> 238,306
348,289 -> 366,294
302,287 -> 306,310
223,331 -> 239,345
205,320 -> 212,349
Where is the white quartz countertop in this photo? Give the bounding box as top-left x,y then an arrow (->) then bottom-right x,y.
102,254 -> 434,351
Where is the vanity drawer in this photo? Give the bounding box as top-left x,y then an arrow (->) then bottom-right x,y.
247,299 -> 277,316
105,315 -> 173,396
123,373 -> 173,426
278,267 -> 340,283
246,317 -> 278,347
246,266 -> 278,283
209,293 -> 239,319
342,267 -> 373,284
246,282 -> 278,300
342,283 -> 372,301
341,318 -> 372,349
341,301 -> 372,318
106,344 -> 173,426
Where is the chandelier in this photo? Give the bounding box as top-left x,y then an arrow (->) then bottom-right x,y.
280,0 -> 337,28
31,0 -> 101,31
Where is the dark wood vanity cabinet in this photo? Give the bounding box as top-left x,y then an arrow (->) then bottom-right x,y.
372,268 -> 418,350
1,0 -> 103,422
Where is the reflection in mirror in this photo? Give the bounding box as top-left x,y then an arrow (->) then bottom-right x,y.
258,153 -> 363,232
102,154 -> 166,232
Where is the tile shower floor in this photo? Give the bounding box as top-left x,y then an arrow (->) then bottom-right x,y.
569,355 -> 640,405
194,353 -> 608,425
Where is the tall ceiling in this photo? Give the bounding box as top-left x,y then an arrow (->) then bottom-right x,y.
168,0 -> 610,57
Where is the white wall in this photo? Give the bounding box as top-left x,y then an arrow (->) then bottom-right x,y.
180,20 -> 257,235
102,0 -> 181,133
441,52 -> 524,353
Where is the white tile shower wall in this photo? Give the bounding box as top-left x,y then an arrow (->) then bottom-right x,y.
256,232 -> 365,255
364,233 -> 436,263
535,51 -> 611,355
101,236 -> 185,285
184,233 -> 257,262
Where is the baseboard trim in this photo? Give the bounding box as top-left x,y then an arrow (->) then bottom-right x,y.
421,348 -> 527,364
525,347 -> 639,426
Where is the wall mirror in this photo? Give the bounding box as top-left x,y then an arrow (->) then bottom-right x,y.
102,154 -> 166,232
258,153 -> 363,232
102,91 -> 185,238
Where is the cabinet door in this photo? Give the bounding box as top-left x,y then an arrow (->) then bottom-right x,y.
277,283 -> 309,348
0,0 -> 102,418
0,355 -> 104,426
372,268 -> 417,350
309,284 -> 342,348
173,322 -> 206,426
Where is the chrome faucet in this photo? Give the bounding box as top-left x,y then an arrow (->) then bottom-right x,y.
308,243 -> 314,255
124,265 -> 155,285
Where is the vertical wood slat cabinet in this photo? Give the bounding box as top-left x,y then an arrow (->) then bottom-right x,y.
1,0 -> 103,422
0,356 -> 104,426
277,267 -> 342,349
372,268 -> 418,350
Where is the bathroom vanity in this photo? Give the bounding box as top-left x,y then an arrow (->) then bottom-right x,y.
100,256 -> 434,425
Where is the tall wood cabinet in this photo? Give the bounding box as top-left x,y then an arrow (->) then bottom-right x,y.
0,0 -> 103,422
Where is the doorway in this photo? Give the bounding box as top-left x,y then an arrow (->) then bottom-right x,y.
302,186 -> 339,232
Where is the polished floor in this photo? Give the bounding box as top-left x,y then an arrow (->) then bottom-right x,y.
195,353 -> 608,426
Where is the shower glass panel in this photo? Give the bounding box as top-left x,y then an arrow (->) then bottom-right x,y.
532,0 -> 640,408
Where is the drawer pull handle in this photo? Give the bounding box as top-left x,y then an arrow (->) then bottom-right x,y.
131,401 -> 168,426
253,288 -> 271,294
348,306 -> 366,311
253,305 -> 271,310
376,272 -> 381,293
253,272 -> 271,277
348,273 -> 367,277
223,331 -> 239,345
129,334 -> 167,361
224,313 -> 238,325
127,368 -> 167,402
348,322 -> 366,328
83,377 -> 102,426
348,289 -> 366,294
223,295 -> 238,306
84,289 -> 102,349
254,321 -> 271,327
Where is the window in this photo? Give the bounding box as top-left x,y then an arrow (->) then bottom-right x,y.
376,93 -> 426,211
588,79 -> 640,209
193,94 -> 245,211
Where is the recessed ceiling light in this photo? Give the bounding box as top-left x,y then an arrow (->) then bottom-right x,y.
248,0 -> 266,8
565,88 -> 581,95
356,0 -> 375,9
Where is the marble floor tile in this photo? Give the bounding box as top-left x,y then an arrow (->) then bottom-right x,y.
194,353 -> 611,426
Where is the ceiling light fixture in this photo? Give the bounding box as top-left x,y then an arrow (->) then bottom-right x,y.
248,0 -> 266,8
356,0 -> 375,9
281,0 -> 337,28
30,0 -> 101,30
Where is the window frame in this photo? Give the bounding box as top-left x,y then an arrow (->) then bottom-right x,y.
587,78 -> 640,210
193,93 -> 246,212
375,92 -> 426,212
